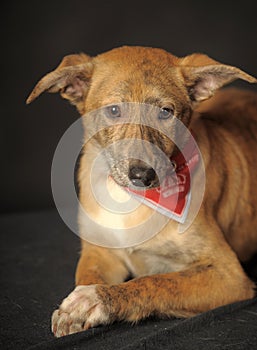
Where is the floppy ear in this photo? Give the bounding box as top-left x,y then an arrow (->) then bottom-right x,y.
26,53 -> 93,114
179,54 -> 256,103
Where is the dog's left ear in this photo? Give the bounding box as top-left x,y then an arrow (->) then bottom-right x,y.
179,54 -> 256,103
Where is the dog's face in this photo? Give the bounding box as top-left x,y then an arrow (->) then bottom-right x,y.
27,46 -> 256,188
84,48 -> 192,188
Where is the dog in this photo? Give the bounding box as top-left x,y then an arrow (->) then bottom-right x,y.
27,46 -> 257,337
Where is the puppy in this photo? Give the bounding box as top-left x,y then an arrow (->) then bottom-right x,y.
27,46 -> 257,337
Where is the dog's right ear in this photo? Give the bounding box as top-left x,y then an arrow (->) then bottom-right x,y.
26,53 -> 93,114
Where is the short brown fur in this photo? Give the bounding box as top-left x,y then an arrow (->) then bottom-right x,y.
27,46 -> 257,337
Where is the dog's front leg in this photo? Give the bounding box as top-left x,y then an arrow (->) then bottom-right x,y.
52,243 -> 255,337
52,242 -> 130,337
75,242 -> 129,285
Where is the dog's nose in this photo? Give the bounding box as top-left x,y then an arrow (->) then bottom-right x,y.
128,166 -> 157,187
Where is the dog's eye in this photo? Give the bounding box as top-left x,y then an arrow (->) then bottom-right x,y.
107,105 -> 121,118
158,108 -> 173,120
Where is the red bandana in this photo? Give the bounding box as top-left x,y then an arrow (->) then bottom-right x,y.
126,135 -> 200,223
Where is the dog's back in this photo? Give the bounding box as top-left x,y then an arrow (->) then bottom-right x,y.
194,88 -> 257,261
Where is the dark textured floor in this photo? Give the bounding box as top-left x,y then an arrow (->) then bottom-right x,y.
1,210 -> 257,350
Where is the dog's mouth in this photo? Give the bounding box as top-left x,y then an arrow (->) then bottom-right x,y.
108,158 -> 168,190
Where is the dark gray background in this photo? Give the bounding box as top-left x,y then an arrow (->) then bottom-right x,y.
2,0 -> 257,213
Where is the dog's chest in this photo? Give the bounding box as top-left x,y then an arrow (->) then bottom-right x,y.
118,244 -> 189,277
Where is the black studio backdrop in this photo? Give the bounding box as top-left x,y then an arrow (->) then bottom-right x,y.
1,0 -> 257,213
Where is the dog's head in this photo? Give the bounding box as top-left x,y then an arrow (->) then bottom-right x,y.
27,46 -> 256,188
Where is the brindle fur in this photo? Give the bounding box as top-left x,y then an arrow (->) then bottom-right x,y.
27,46 -> 257,336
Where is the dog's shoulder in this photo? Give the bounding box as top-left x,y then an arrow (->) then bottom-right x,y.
196,88 -> 257,122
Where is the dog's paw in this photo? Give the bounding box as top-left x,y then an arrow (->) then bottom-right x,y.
51,285 -> 110,337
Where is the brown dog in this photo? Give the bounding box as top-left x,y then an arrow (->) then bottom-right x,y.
27,46 -> 257,337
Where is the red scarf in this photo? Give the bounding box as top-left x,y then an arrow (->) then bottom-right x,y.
126,135 -> 200,223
